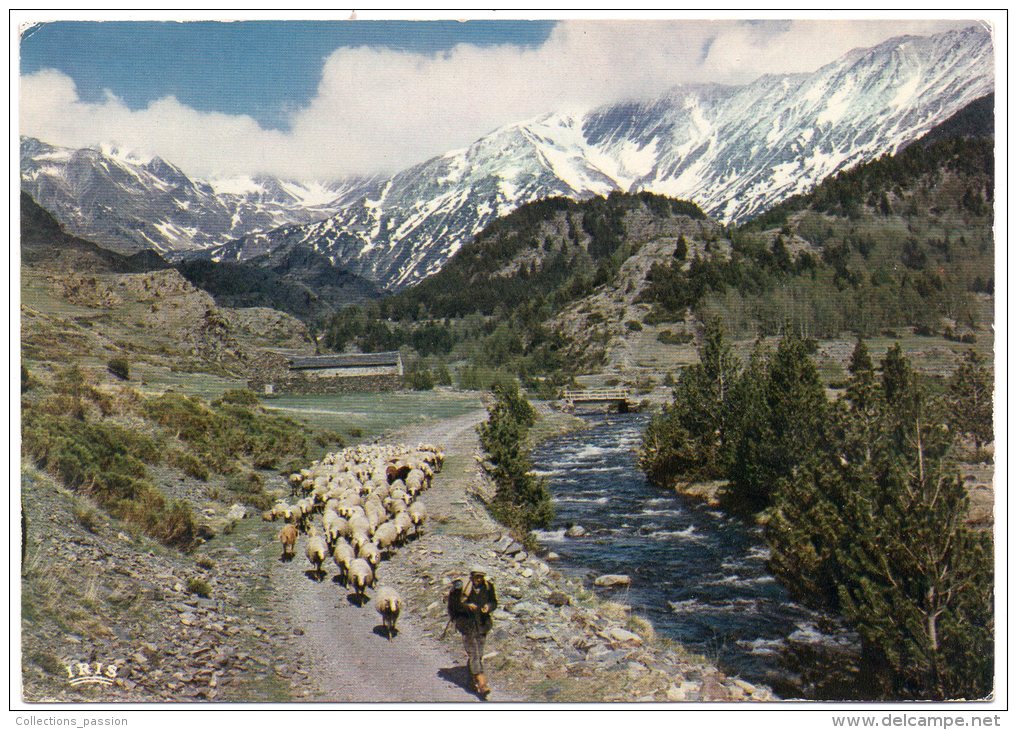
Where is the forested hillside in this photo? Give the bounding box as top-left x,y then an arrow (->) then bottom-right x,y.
318,107 -> 993,390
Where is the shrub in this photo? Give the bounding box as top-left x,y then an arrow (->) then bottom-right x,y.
22,412 -> 196,548
625,320 -> 643,332
225,471 -> 274,511
657,330 -> 695,345
168,449 -> 210,481
107,358 -> 130,381
73,501 -> 102,533
186,577 -> 212,598
214,389 -> 260,406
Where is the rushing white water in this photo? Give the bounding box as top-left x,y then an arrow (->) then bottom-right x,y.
531,413 -> 857,694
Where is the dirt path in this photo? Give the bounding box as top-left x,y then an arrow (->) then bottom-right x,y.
271,407 -> 519,702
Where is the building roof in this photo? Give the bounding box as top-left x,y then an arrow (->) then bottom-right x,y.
289,352 -> 402,370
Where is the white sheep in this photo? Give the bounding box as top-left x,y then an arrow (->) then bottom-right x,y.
348,513 -> 371,536
348,558 -> 374,600
332,539 -> 355,583
374,586 -> 401,639
407,500 -> 427,536
393,510 -> 414,542
305,529 -> 328,581
373,522 -> 399,554
350,529 -> 372,554
358,540 -> 382,568
323,511 -> 348,547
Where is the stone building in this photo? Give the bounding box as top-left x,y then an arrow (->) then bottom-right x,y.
249,351 -> 403,394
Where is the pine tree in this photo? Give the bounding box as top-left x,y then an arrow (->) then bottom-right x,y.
881,343 -> 914,408
725,342 -> 774,510
673,234 -> 688,261
837,376 -> 993,699
729,328 -> 828,509
948,349 -> 993,450
639,320 -> 742,484
768,348 -> 994,699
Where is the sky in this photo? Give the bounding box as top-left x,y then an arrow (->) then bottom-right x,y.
18,16 -> 983,182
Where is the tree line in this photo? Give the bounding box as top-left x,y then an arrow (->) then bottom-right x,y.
639,322 -> 993,699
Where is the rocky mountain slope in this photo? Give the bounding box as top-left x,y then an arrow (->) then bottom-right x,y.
20,136 -> 374,254
212,26 -> 992,291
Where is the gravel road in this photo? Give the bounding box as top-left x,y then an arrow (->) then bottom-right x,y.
273,407 -> 517,702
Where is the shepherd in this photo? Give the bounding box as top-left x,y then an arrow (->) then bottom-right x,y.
449,565 -> 497,698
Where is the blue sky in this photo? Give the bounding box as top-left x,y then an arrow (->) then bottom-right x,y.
20,21 -> 555,130
18,17 -> 980,179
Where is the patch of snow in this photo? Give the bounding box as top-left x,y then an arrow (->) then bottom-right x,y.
208,175 -> 267,197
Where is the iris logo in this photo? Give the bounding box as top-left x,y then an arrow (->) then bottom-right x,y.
64,662 -> 118,687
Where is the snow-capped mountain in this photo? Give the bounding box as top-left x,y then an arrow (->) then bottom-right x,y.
20,137 -> 374,254
212,25 -> 992,291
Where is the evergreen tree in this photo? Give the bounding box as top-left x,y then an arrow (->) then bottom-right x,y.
673,234 -> 688,261
638,320 -> 741,484
881,343 -> 914,407
948,350 -> 994,450
768,348 -> 994,699
728,329 -> 828,509
477,383 -> 552,531
837,377 -> 993,699
724,342 -> 773,509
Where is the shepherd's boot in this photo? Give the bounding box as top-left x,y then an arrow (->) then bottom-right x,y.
474,673 -> 490,698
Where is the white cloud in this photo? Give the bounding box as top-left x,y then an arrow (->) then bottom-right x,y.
19,19 -> 980,181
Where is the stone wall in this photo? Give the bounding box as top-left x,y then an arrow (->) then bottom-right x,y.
249,372 -> 402,395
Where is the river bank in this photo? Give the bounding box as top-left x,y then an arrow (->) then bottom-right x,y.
523,410 -> 863,699
372,402 -> 777,702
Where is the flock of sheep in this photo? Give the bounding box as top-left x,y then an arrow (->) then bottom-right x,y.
265,443 -> 445,639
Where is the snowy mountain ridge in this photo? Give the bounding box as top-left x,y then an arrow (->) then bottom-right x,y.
22,26 -> 993,291
211,25 -> 992,291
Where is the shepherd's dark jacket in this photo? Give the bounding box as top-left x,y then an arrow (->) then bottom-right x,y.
457,579 -> 497,634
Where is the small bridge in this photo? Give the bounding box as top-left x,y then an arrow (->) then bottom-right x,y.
560,388 -> 636,412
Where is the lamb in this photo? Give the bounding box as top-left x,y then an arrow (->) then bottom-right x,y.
279,524 -> 298,560
374,586 -> 401,639
305,529 -> 329,581
348,558 -> 375,600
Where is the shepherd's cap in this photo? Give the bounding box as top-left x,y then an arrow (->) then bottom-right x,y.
470,565 -> 487,576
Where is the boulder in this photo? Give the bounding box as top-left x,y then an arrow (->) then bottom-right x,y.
605,627 -> 643,645
594,574 -> 631,588
565,525 -> 588,538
